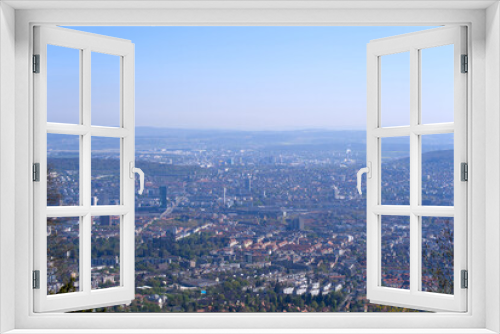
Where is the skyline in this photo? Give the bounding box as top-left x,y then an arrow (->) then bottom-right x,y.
45,26 -> 454,131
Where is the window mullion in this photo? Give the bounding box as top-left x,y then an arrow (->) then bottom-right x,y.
82,47 -> 92,294
82,48 -> 91,207
409,47 -> 420,295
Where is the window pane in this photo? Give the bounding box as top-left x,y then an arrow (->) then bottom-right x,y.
421,217 -> 454,294
421,45 -> 454,124
421,133 -> 454,206
381,215 -> 410,290
47,45 -> 80,124
91,137 -> 120,205
47,217 -> 80,294
92,215 -> 120,289
381,137 -> 410,205
380,52 -> 410,127
91,52 -> 121,127
47,134 -> 80,206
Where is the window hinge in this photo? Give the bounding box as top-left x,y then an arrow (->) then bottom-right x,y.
461,162 -> 468,181
461,270 -> 468,289
33,270 -> 40,289
461,54 -> 468,73
33,163 -> 40,182
33,54 -> 40,73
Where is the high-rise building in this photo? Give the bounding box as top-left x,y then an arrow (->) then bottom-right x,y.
288,217 -> 305,231
160,186 -> 167,208
245,177 -> 252,192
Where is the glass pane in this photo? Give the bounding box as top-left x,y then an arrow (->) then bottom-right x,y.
381,215 -> 410,290
47,217 -> 79,294
422,217 -> 454,294
91,137 -> 120,205
91,215 -> 120,289
421,45 -> 454,124
421,133 -> 454,206
47,134 -> 80,206
381,52 -> 410,127
381,137 -> 410,205
47,45 -> 80,124
91,52 -> 121,127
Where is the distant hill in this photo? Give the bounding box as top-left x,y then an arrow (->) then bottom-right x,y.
422,149 -> 454,163
47,128 -> 453,154
134,127 -> 368,151
397,150 -> 453,164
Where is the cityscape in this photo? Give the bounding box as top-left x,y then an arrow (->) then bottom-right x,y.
46,128 -> 454,312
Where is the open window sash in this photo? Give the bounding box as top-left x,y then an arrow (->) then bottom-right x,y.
33,26 -> 136,312
366,26 -> 467,312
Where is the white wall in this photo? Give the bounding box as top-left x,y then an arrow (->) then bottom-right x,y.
0,2 -> 16,333
486,2 -> 500,333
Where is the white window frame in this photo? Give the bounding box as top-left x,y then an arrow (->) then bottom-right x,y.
33,25 -> 136,312
365,26 -> 468,312
1,1 -> 498,333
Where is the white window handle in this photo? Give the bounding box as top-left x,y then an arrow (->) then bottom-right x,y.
129,162 -> 145,195
357,162 -> 371,195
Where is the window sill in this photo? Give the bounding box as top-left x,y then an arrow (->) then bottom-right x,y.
4,330 -> 498,334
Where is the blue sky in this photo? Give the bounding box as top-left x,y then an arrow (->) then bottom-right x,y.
47,26 -> 453,130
